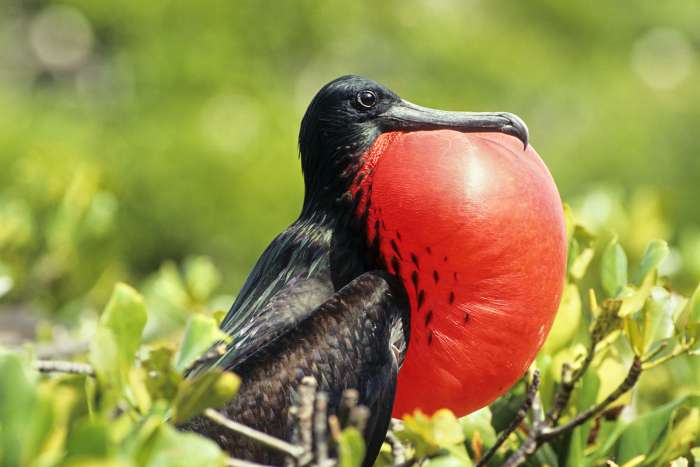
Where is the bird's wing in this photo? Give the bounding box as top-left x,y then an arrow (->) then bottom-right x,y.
218,272 -> 334,371
195,221 -> 336,373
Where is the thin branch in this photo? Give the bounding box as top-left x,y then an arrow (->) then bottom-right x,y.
386,429 -> 407,466
501,357 -> 643,467
203,408 -> 305,460
476,370 -> 540,467
547,331 -> 600,424
33,360 -> 95,377
641,338 -> 696,370
297,376 -> 317,464
314,391 -> 330,466
540,357 -> 642,440
225,457 -> 273,467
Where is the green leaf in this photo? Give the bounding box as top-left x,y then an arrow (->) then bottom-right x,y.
171,369 -> 239,424
184,256 -> 221,302
460,407 -> 496,449
593,395 -> 700,464
0,351 -> 38,467
677,282 -> 700,338
601,237 -> 628,298
339,428 -> 366,467
635,240 -> 669,284
570,246 -> 595,280
402,409 -> 465,451
543,283 -> 582,353
65,419 -> 111,460
691,447 -> 700,464
142,347 -> 182,403
142,424 -> 227,467
640,287 -> 678,355
173,314 -> 228,374
619,270 -> 656,318
89,283 -> 148,394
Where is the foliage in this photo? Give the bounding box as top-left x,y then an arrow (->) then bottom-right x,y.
1,206 -> 698,466
0,282 -> 239,466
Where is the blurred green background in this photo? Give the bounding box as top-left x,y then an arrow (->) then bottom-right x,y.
1,0 -> 699,319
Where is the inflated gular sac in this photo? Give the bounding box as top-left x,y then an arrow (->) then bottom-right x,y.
356,130 -> 567,417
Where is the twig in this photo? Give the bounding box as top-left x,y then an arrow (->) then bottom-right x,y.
314,391 -> 330,466
338,389 -> 359,428
225,457 -> 273,467
547,332 -> 600,424
297,377 -> 317,464
33,360 -> 95,377
349,405 -> 370,433
641,338 -> 696,370
203,408 -> 305,460
476,370 -> 540,467
386,428 -> 407,466
501,357 -> 642,467
285,406 -> 300,467
540,357 -> 642,440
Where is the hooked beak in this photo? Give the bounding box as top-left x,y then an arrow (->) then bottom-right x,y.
379,100 -> 529,149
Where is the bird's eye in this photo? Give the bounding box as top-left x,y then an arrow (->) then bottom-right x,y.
356,90 -> 377,109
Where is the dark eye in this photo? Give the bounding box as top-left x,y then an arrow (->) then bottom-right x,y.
356,90 -> 377,109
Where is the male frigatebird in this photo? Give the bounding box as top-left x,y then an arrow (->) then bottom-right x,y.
184,75 -> 531,465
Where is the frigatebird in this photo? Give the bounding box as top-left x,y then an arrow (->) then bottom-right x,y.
184,75 -> 529,465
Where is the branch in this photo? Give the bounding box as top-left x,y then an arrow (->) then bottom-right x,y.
540,357 -> 642,441
386,430 -> 407,466
641,337 -> 696,370
476,370 -> 540,467
33,360 -> 95,377
314,391 -> 330,466
225,457 -> 274,467
203,408 -> 305,460
501,357 -> 642,467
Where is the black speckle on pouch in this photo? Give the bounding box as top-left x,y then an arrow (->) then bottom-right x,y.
417,290 -> 426,309
449,291 -> 455,304
390,239 -> 402,259
425,310 -> 433,326
427,330 -> 433,345
433,270 -> 439,284
411,253 -> 419,268
391,257 -> 401,275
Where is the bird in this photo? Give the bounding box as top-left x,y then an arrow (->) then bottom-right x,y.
183,75 -> 530,466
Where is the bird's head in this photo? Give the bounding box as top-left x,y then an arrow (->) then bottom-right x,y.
298,75 -> 528,212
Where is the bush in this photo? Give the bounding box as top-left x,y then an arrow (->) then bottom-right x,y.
1,204 -> 698,467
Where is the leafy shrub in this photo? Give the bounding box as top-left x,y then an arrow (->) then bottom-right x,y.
1,205 -> 698,467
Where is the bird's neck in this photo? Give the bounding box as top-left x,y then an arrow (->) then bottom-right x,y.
297,132 -> 403,286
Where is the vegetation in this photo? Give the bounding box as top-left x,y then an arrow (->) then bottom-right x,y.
1,1 -> 699,466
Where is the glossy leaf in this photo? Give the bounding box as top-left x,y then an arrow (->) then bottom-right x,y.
141,424 -> 227,467
635,240 -> 669,285
89,283 -> 148,393
601,237 -> 628,298
173,314 -> 228,373
339,428 -> 366,467
171,369 -> 239,424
